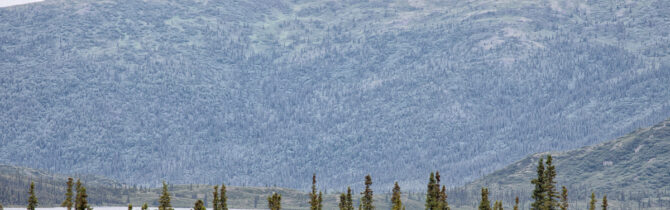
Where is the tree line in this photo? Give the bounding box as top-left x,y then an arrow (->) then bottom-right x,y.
8,155 -> 620,210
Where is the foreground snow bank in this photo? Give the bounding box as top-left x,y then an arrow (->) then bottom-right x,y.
0,0 -> 44,8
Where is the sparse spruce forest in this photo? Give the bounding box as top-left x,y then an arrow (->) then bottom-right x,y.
2,151 -> 670,209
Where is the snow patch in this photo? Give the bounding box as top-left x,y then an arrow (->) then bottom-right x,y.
0,0 -> 44,8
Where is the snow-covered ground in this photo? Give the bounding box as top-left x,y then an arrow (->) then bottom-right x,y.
4,208 -> 255,210
0,0 -> 44,8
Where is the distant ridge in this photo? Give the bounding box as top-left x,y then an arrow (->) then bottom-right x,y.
466,117 -> 670,193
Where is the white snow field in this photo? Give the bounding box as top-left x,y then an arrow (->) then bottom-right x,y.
0,0 -> 44,8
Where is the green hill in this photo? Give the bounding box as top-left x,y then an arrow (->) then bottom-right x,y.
461,118 -> 670,209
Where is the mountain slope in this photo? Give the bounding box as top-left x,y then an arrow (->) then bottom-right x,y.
466,118 -> 670,194
1,0 -> 670,190
0,164 -> 126,206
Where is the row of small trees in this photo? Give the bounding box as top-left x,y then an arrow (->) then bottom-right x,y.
23,178 -> 92,210
476,155 -> 609,210
17,155 -> 613,210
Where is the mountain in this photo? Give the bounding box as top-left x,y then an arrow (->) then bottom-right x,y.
1,0 -> 670,190
462,118 -> 670,209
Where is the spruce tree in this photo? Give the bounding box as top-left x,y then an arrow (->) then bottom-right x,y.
27,181 -> 38,210
492,201 -> 503,210
589,192 -> 596,210
159,181 -> 173,210
346,187 -> 354,210
425,172 -> 436,210
212,186 -> 219,210
193,200 -> 205,210
268,193 -> 281,210
318,192 -> 323,210
513,197 -> 519,210
426,172 -> 445,210
75,186 -> 89,210
601,195 -> 607,210
391,182 -> 403,210
142,203 -> 148,210
128,203 -> 132,210
339,187 -> 354,210
559,186 -> 568,210
543,155 -> 558,210
478,188 -> 491,210
310,174 -> 323,210
530,158 -> 545,210
438,186 -> 449,210
219,184 -> 228,210
74,180 -> 82,210
62,178 -> 74,210
360,175 -> 374,210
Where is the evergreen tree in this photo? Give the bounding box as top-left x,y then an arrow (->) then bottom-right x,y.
142,203 -> 148,210
492,201 -> 503,210
559,186 -> 568,210
513,197 -> 519,210
425,172 -> 438,210
318,192 -> 323,210
360,175 -> 375,210
310,174 -> 323,210
601,195 -> 607,210
426,172 -> 448,210
339,188 -> 355,210
530,158 -> 545,210
212,186 -> 219,210
62,178 -> 74,210
543,155 -> 558,210
75,186 -> 89,210
193,200 -> 205,210
391,182 -> 403,210
344,187 -> 354,210
1,201 -> 4,210
27,181 -> 38,210
478,188 -> 491,210
438,186 -> 449,210
128,203 -> 133,210
159,181 -> 173,210
268,193 -> 281,210
589,192 -> 596,210
219,184 -> 228,210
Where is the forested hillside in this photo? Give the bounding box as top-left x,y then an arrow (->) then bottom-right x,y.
461,118 -> 670,209
0,164 -> 127,206
1,0 -> 670,190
